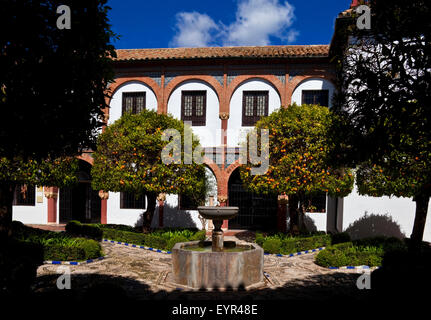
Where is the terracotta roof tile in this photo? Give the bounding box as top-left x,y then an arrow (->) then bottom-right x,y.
114,45 -> 329,61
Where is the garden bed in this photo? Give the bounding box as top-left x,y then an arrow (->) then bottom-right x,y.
315,237 -> 407,268
10,221 -> 103,261
255,232 -> 332,255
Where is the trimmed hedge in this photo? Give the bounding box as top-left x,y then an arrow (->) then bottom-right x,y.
101,227 -> 206,251
257,233 -> 331,255
65,221 -> 103,240
315,237 -> 407,267
11,221 -> 103,261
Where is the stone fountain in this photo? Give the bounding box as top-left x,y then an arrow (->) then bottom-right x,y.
171,206 -> 264,289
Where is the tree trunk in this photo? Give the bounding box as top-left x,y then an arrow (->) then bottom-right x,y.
142,192 -> 157,233
410,195 -> 430,250
288,194 -> 300,236
0,182 -> 15,235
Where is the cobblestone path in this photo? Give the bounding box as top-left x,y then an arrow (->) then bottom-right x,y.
34,240 -> 370,301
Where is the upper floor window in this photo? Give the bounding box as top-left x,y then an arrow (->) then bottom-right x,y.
242,91 -> 269,126
13,184 -> 35,206
181,91 -> 206,126
122,92 -> 146,115
301,90 -> 329,107
120,191 -> 146,209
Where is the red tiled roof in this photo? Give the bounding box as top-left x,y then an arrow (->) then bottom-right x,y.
114,45 -> 329,61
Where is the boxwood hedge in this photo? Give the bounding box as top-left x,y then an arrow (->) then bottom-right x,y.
315,237 -> 407,267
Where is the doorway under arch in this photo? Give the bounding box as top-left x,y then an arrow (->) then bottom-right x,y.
59,160 -> 101,223
228,169 -> 277,230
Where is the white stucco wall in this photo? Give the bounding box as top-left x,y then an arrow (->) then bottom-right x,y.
227,79 -> 282,147
343,186 -> 431,242
291,78 -> 335,108
108,81 -> 158,124
12,187 -> 47,224
167,80 -> 221,148
106,192 -> 154,227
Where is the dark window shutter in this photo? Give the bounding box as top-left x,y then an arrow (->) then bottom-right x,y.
120,192 -> 146,209
122,92 -> 146,115
302,90 -> 329,107
242,91 -> 269,126
181,91 -> 206,126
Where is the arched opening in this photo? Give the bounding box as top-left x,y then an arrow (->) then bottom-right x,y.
227,168 -> 277,230
59,160 -> 101,223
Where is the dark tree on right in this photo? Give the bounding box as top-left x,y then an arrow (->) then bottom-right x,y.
330,0 -> 431,248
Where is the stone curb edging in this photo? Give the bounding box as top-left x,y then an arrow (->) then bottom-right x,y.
263,247 -> 326,257
103,239 -> 172,254
328,265 -> 380,270
43,256 -> 107,265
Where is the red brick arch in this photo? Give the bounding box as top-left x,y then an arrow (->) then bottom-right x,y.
106,77 -> 163,114
163,75 -> 224,114
287,74 -> 336,106
226,75 -> 285,111
76,153 -> 94,165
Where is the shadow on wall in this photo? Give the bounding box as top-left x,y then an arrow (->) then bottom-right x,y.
134,205 -> 200,229
286,214 -> 318,233
345,212 -> 405,240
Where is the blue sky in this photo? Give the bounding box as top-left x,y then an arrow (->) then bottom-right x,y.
107,0 -> 351,49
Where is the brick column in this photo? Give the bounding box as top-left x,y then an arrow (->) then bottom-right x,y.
44,187 -> 58,223
218,195 -> 229,229
98,190 -> 109,224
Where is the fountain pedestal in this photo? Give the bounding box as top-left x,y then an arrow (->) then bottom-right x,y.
212,219 -> 224,252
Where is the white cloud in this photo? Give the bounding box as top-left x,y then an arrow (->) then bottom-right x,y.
223,0 -> 296,46
170,12 -> 219,47
170,0 -> 298,48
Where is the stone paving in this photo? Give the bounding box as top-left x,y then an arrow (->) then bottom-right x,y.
34,237 -> 371,301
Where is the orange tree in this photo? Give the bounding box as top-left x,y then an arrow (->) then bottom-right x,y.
91,110 -> 207,232
239,104 -> 354,234
331,0 -> 431,247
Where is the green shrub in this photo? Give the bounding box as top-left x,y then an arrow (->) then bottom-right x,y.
100,226 -> 205,251
65,221 -> 103,240
330,232 -> 351,245
315,237 -> 407,268
255,232 -> 265,247
167,235 -> 189,251
259,233 -> 331,255
263,238 -> 282,254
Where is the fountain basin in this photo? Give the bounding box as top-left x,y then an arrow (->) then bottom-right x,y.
172,240 -> 264,289
197,206 -> 239,220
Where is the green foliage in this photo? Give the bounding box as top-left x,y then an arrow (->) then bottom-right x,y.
10,221 -> 102,261
100,226 -> 206,251
315,237 -> 407,267
65,220 -> 103,240
0,0 -> 117,160
331,0 -> 431,242
91,110 -> 207,198
258,233 -> 331,255
240,104 -> 354,198
330,232 -> 351,245
41,238 -> 102,261
167,235 -> 189,251
0,157 -> 79,188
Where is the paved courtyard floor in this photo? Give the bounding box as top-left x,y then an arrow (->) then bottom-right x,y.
33,236 -> 372,301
